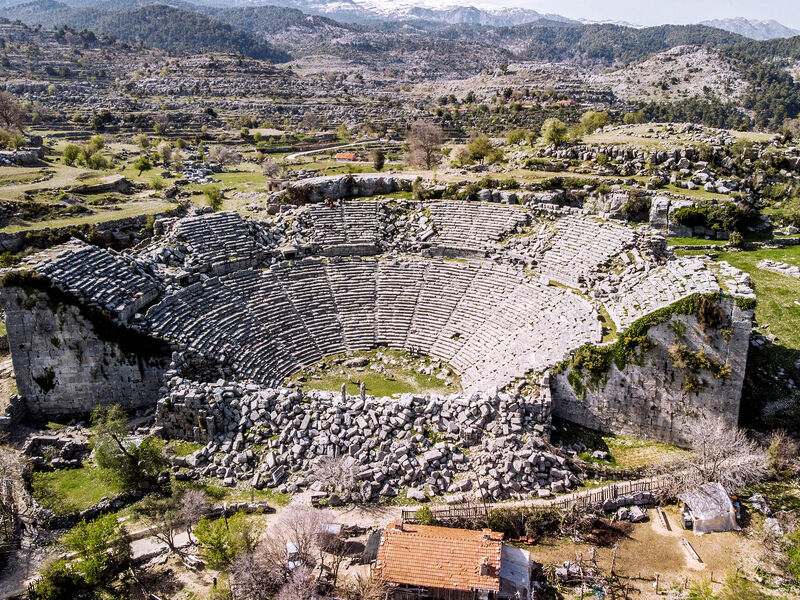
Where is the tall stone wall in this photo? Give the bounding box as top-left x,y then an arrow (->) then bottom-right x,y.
550,296 -> 751,446
1,286 -> 170,416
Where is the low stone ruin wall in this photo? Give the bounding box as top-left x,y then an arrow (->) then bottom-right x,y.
282,174 -> 411,204
154,378 -> 577,502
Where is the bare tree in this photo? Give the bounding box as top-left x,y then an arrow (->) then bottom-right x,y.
231,549 -> 280,600
180,489 -> 210,540
657,417 -> 769,496
158,142 -> 173,166
339,573 -> 394,600
310,455 -> 357,495
406,121 -> 444,170
0,91 -> 26,130
209,146 -> 241,166
261,159 -> 284,178
134,495 -> 184,554
302,111 -> 320,131
258,505 -> 328,575
276,565 -> 319,600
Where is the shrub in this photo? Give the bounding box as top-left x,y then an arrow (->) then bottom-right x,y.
194,516 -> 234,568
91,404 -> 165,491
27,559 -> 94,600
62,514 -> 130,586
134,156 -> 152,176
205,185 -> 224,211
728,231 -> 743,247
150,176 -> 165,191
415,506 -> 435,525
63,144 -> 80,166
622,191 -> 651,221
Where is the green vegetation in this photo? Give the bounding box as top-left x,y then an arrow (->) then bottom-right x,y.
552,419 -> 689,470
287,348 -> 459,397
540,118 -> 568,146
90,404 -> 166,492
27,559 -> 94,600
672,202 -> 754,233
204,184 -> 224,211
556,293 -> 729,394
167,439 -> 204,457
415,506 -> 435,525
31,465 -> 123,515
716,246 -> 800,348
194,511 -> 259,568
62,514 -> 130,587
668,237 -> 726,246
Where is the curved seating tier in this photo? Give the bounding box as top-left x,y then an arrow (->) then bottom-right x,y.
167,211 -> 268,273
301,200 -> 384,250
536,215 -> 637,287
23,239 -> 161,321
427,201 -> 530,254
602,257 -> 721,330
145,257 -> 600,392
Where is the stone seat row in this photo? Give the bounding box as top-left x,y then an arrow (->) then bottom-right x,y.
22,239 -> 162,321
145,256 -> 600,393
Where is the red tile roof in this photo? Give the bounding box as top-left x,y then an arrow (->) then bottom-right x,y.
375,521 -> 503,592
335,152 -> 357,161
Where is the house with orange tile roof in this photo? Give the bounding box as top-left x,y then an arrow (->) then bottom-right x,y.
335,152 -> 357,161
374,521 -> 530,600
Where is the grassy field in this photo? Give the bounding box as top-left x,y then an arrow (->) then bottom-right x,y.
668,237 -> 727,246
552,419 -> 689,468
0,199 -> 177,234
715,245 -> 800,349
288,348 -> 460,397
167,440 -> 204,457
706,245 -> 800,428
31,465 -> 123,515
177,479 -> 291,507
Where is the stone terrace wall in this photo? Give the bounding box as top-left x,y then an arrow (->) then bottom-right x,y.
1,285 -> 170,416
550,296 -> 751,446
282,175 -> 411,204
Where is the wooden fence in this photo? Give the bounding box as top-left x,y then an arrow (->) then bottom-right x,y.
544,478 -> 661,511
401,503 -> 488,524
400,477 -> 665,524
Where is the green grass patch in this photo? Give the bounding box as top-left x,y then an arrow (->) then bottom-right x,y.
31,465 -> 122,515
0,200 -> 177,234
715,246 -> 800,350
668,237 -> 727,246
552,418 -> 689,469
288,347 -> 460,397
167,440 -> 203,457
749,481 -> 800,513
177,480 -> 291,507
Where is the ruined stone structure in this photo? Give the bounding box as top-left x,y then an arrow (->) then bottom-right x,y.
551,296 -> 752,446
0,177 -> 754,473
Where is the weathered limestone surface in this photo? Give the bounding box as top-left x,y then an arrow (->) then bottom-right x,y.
1,286 -> 169,415
551,296 -> 752,446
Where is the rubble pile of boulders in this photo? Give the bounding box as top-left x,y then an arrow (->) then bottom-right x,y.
154,375 -> 576,502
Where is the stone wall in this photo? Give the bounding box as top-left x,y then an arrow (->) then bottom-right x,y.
282,174 -> 411,204
1,285 -> 170,416
550,296 -> 751,446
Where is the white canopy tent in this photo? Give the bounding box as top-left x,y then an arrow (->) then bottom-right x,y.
679,482 -> 740,535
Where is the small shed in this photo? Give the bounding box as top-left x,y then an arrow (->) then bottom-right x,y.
679,482 -> 741,535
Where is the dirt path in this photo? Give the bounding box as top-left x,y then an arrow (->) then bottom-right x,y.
285,139 -> 379,161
